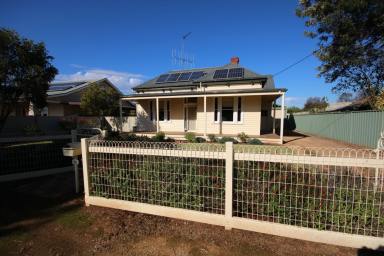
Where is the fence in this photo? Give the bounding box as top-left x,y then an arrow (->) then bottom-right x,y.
0,134 -> 73,182
81,139 -> 384,249
292,110 -> 384,148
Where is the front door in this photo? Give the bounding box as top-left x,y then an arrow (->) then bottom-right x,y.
184,106 -> 197,131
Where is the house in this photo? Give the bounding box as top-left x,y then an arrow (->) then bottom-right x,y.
121,57 -> 287,144
17,78 -> 135,117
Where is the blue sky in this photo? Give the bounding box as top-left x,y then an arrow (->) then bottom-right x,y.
0,0 -> 338,107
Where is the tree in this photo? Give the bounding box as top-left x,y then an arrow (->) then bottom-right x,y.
0,28 -> 57,131
80,84 -> 120,128
337,92 -> 353,102
287,106 -> 302,114
303,97 -> 328,112
297,0 -> 384,109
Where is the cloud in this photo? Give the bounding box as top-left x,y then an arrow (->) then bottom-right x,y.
56,68 -> 146,94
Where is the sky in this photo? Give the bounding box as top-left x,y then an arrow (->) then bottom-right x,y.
0,0 -> 339,107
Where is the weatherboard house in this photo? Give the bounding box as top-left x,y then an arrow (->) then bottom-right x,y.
122,57 -> 287,144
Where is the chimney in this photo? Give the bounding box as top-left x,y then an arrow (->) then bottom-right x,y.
230,56 -> 240,65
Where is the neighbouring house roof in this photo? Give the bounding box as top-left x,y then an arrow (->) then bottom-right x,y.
133,62 -> 277,92
47,78 -> 134,108
325,102 -> 354,112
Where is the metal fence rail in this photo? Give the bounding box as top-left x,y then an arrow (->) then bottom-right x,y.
82,139 -> 384,248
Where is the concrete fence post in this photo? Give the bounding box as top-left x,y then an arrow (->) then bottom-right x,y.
81,138 -> 90,206
225,141 -> 234,230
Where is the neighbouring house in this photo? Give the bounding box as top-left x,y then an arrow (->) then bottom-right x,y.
121,57 -> 287,144
11,78 -> 135,117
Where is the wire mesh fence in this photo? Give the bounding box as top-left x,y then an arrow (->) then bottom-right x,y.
0,139 -> 72,175
84,139 -> 384,239
88,140 -> 226,214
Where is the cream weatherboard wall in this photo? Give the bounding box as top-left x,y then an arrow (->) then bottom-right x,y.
195,96 -> 261,136
135,96 -> 263,136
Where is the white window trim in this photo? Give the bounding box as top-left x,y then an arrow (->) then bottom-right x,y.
159,100 -> 171,123
214,97 -> 243,124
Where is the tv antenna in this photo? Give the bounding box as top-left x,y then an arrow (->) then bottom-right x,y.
172,32 -> 195,69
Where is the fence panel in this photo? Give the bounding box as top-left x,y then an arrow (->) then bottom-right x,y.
82,139 -> 384,248
292,110 -> 384,148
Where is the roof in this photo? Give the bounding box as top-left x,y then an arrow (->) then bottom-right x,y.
123,88 -> 287,99
133,63 -> 276,91
48,78 -> 123,97
325,102 -> 353,112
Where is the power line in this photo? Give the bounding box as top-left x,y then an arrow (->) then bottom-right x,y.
273,50 -> 317,77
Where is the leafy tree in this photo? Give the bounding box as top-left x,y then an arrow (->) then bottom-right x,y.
0,28 -> 57,131
287,106 -> 302,114
303,97 -> 328,112
337,92 -> 353,102
80,84 -> 120,128
297,0 -> 384,109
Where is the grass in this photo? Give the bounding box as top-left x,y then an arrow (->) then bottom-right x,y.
56,208 -> 93,230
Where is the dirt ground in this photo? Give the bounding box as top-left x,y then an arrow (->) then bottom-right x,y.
1,173 -> 382,256
283,132 -> 367,149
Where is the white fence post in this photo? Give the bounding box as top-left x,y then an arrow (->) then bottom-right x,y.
81,138 -> 90,206
225,141 -> 233,230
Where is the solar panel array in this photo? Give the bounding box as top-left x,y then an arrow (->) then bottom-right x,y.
156,71 -> 205,83
49,81 -> 86,91
213,68 -> 244,79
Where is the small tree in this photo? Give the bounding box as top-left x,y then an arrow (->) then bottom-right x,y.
80,84 -> 120,129
303,97 -> 328,112
0,28 -> 57,131
287,106 -> 302,114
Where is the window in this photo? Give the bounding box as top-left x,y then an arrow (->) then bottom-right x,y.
214,98 -> 218,122
149,101 -> 153,121
159,100 -> 170,121
167,101 -> 170,121
237,97 -> 242,122
261,110 -> 268,117
222,97 -> 234,122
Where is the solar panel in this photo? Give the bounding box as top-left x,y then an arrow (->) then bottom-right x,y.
213,69 -> 229,79
156,74 -> 169,83
228,68 -> 244,78
49,85 -> 74,91
190,71 -> 205,80
167,73 -> 181,82
178,72 -> 192,81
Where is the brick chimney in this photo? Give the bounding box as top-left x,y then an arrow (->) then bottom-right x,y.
230,56 -> 240,65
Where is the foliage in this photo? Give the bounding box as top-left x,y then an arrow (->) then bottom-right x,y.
218,137 -> 238,144
337,92 -> 353,103
303,97 -> 328,112
247,138 -> 263,145
195,137 -> 206,143
23,124 -> 43,136
207,134 -> 216,143
374,90 -> 384,110
287,106 -> 302,114
296,0 -> 384,109
58,117 -> 77,131
0,28 -> 58,131
152,131 -> 166,142
185,132 -> 196,143
80,84 -> 120,128
237,132 -> 249,143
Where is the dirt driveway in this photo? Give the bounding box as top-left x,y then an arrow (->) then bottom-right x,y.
1,173 -> 381,256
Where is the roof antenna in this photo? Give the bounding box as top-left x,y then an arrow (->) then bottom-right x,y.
172,32 -> 195,69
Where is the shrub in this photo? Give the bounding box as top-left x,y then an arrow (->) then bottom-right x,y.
23,124 -> 43,136
152,131 -> 166,142
207,134 -> 216,143
237,132 -> 249,143
248,138 -> 263,145
185,132 -> 196,143
218,136 -> 238,144
195,137 -> 206,143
